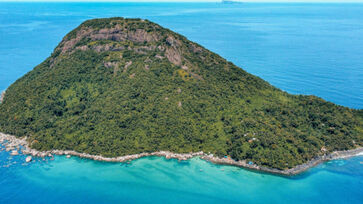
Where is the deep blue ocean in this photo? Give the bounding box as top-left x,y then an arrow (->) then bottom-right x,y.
0,2 -> 362,203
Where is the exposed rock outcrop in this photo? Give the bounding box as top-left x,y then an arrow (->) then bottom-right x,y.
0,91 -> 4,103
53,18 -> 200,71
57,22 -> 161,54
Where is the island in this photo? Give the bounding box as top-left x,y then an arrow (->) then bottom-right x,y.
0,18 -> 362,175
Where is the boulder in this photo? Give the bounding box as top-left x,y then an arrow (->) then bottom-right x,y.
10,150 -> 18,156
25,156 -> 32,163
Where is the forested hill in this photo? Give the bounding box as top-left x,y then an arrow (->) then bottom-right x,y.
0,18 -> 362,170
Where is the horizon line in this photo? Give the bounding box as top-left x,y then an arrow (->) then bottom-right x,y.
1,0 -> 363,3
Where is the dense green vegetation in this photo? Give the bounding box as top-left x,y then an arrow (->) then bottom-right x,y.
0,18 -> 362,169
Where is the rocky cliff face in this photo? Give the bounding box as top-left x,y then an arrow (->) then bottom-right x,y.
50,18 -> 206,81
55,18 -> 201,67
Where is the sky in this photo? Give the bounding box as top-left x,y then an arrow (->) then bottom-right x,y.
1,0 -> 363,3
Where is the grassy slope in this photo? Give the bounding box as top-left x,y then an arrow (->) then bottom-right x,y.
0,18 -> 362,170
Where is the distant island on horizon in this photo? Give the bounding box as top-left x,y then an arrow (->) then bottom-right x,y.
222,0 -> 243,3
0,17 -> 362,174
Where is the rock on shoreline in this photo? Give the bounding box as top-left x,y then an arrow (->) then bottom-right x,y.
1,132 -> 362,175
201,147 -> 363,176
25,156 -> 32,163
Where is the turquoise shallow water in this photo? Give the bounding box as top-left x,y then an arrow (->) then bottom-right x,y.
0,2 -> 363,203
0,147 -> 362,204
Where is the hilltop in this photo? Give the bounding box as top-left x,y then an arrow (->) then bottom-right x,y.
0,18 -> 362,170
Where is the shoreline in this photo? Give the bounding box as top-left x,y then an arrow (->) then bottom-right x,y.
1,132 -> 362,176
201,147 -> 363,176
